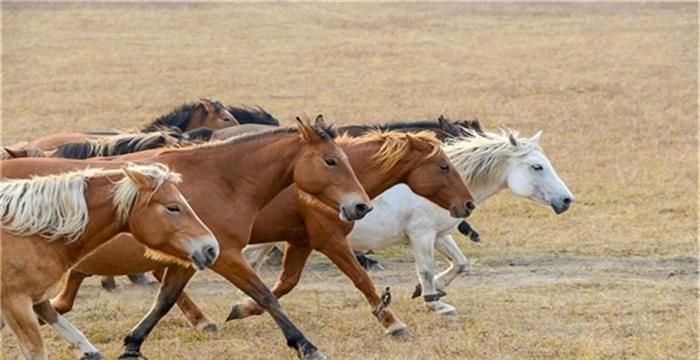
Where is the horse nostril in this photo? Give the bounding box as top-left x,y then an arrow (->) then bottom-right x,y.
466,201 -> 476,211
355,203 -> 370,215
204,245 -> 217,260
562,197 -> 572,206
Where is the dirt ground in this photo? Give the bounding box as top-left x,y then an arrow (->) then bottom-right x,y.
1,2 -> 698,360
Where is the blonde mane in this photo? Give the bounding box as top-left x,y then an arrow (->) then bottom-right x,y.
338,130 -> 442,173
443,127 -> 540,187
0,163 -> 180,244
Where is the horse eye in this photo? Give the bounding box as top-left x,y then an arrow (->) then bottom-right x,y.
324,158 -> 337,167
166,205 -> 181,213
222,117 -> 230,122
531,164 -> 543,171
440,164 -> 449,171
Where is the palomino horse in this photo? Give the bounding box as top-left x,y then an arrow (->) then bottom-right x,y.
24,98 -> 237,151
49,130 -> 476,344
250,125 -> 575,316
9,118 -> 370,360
0,163 -> 219,360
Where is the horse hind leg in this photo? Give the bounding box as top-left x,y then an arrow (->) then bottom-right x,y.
3,295 -> 49,360
33,300 -> 101,360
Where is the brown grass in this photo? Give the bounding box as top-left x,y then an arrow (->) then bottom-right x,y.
1,3 -> 697,360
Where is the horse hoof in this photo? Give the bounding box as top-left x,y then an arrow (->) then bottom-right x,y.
80,352 -> 103,360
411,283 -> 422,299
118,351 -> 144,360
225,304 -> 243,321
196,321 -> 218,333
301,351 -> 327,360
389,327 -> 413,340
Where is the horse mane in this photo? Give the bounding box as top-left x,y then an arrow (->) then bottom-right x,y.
54,130 -> 192,159
339,117 -> 483,139
0,163 -> 179,244
140,100 -> 225,132
226,105 -> 280,126
158,123 -> 337,155
443,127 -> 540,187
338,130 -> 442,173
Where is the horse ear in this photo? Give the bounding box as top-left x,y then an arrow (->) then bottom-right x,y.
437,115 -> 450,130
296,116 -> 321,143
2,147 -> 29,159
199,98 -> 215,113
314,114 -> 326,127
406,134 -> 433,153
122,165 -> 157,191
508,133 -> 519,147
530,131 -> 542,144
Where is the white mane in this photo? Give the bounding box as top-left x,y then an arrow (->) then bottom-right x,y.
443,128 -> 540,188
0,163 -> 179,244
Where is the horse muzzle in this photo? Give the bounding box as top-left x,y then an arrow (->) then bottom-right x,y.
551,196 -> 574,215
449,201 -> 476,219
189,237 -> 220,270
340,201 -> 373,222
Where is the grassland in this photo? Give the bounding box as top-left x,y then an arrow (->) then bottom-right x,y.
1,3 -> 697,360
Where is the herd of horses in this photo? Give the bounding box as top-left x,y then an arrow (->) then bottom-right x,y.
0,98 -> 574,360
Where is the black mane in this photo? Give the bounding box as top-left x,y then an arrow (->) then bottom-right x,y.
338,117 -> 482,140
227,105 -> 280,126
54,130 -> 191,159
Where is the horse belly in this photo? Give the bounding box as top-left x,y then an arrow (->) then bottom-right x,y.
74,234 -> 166,275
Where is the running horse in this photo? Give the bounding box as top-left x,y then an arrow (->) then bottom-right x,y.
24,98 -> 237,151
49,129 -> 476,347
8,117 -> 370,360
0,163 -> 219,360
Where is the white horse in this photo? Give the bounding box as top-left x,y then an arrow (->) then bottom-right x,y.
245,126 -> 574,315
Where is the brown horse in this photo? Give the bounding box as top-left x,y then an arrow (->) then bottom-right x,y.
24,98 -> 237,151
0,163 -> 219,360
2,118 -> 370,360
49,130 -> 476,350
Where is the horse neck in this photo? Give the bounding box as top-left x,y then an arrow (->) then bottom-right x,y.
451,150 -> 510,204
183,107 -> 205,131
344,141 -> 420,198
161,133 -> 304,210
66,176 -> 129,262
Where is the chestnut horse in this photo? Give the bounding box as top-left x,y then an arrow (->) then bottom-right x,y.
3,118 -> 370,360
0,163 -> 219,360
49,130 -> 476,347
24,98 -> 237,151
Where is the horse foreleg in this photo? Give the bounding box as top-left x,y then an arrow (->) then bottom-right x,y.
214,248 -> 325,360
433,234 -> 470,291
409,232 -> 457,316
100,276 -> 117,291
150,267 -> 217,333
33,300 -> 101,360
242,242 -> 278,272
317,236 -> 412,339
228,243 -> 312,319
119,265 -> 196,360
3,295 -> 48,360
51,269 -> 90,314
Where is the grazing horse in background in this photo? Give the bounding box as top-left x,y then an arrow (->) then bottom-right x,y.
15,117 -> 370,360
0,163 -> 219,360
24,98 -> 237,151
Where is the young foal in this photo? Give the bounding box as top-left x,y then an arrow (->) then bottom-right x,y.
0,163 -> 218,360
11,118 -> 370,360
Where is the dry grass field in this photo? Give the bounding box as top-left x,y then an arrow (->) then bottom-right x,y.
1,2 -> 698,360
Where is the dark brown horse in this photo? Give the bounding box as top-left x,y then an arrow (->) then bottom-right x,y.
24,98 -> 237,151
2,118 -> 371,360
